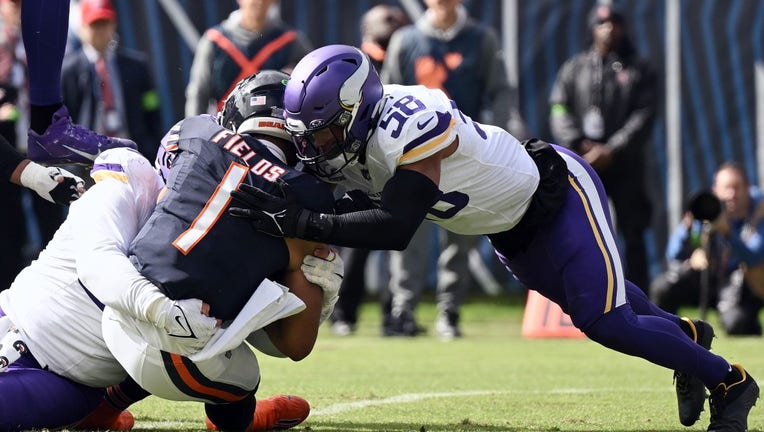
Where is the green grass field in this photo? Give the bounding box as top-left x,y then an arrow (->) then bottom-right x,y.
105,294 -> 764,431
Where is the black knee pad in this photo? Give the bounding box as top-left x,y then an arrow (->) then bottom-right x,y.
205,391 -> 256,432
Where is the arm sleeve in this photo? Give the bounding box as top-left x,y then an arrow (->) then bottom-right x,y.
246,328 -> 286,358
0,133 -> 24,182
73,182 -> 143,302
312,169 -> 441,250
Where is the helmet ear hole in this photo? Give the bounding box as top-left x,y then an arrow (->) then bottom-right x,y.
337,112 -> 351,126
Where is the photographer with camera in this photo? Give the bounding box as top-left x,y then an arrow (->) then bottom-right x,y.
650,162 -> 764,335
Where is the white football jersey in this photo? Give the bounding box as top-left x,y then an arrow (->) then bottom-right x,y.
0,148 -> 163,387
338,85 -> 539,235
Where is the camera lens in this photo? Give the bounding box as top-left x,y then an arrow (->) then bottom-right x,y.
688,190 -> 721,221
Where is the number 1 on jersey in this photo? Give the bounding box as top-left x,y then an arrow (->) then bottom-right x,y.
172,163 -> 249,255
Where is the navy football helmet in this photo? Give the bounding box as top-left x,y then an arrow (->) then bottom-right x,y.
218,70 -> 290,142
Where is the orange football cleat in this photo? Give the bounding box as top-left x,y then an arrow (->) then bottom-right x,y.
73,400 -> 135,431
206,394 -> 310,431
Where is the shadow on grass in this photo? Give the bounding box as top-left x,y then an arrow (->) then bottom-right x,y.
121,427 -> 763,432
274,421 -> 714,432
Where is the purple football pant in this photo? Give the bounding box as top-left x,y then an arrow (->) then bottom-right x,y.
494,145 -> 729,389
21,0 -> 69,105
0,308 -> 104,431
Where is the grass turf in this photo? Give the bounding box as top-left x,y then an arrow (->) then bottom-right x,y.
83,294 -> 764,431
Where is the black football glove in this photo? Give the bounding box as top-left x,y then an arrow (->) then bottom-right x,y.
229,178 -> 312,238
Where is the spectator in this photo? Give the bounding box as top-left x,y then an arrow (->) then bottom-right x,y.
650,162 -> 764,335
380,0 -> 524,339
0,0 -> 23,144
0,0 -> 84,289
549,3 -> 657,291
360,4 -> 408,71
61,0 -> 161,161
0,0 -> 27,288
24,0 -> 137,166
329,4 -> 409,337
185,0 -> 311,116
0,0 -> 128,210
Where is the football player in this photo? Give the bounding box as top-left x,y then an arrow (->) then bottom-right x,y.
0,146 -> 201,430
230,45 -> 759,431
96,70 -> 339,432
0,71 -> 338,432
2,137 -> 85,205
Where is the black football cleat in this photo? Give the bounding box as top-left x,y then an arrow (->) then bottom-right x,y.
707,364 -> 759,432
675,318 -> 715,426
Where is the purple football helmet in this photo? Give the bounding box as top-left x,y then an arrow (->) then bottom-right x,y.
284,44 -> 384,180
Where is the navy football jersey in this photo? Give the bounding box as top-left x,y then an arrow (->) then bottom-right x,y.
130,115 -> 334,320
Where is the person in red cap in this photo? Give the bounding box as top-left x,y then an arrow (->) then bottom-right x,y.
80,0 -> 117,23
59,0 -> 162,162
0,0 -> 85,209
21,0 -> 138,166
0,0 -> 84,295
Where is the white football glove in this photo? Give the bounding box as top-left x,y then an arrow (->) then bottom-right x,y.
0,317 -> 27,373
19,161 -> 85,205
150,298 -> 219,353
301,249 -> 344,324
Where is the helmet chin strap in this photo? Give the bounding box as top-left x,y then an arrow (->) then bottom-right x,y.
309,148 -> 360,183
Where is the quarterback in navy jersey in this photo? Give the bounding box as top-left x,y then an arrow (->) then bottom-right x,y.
130,114 -> 335,321
99,71 -> 340,432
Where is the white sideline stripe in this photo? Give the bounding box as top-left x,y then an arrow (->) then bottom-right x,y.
131,387 -> 669,428
134,420 -> 198,429
312,390 -> 511,416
